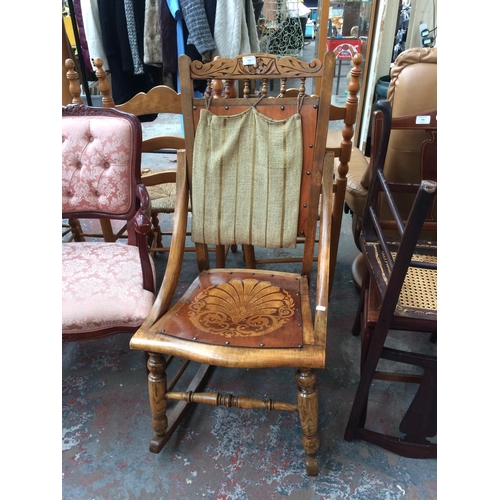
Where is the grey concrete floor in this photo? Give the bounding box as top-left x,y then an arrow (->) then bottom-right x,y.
62,209 -> 437,499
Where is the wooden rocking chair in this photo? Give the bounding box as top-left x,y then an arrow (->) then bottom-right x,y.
129,51 -> 343,475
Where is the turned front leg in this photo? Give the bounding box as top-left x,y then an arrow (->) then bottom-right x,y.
296,368 -> 319,476
147,353 -> 167,437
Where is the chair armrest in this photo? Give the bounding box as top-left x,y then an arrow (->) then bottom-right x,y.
314,151 -> 335,346
140,150 -> 189,329
134,183 -> 153,236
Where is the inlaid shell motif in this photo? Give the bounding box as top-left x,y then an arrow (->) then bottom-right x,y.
187,278 -> 295,338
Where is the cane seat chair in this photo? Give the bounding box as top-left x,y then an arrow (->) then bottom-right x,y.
344,100 -> 437,458
62,105 -> 155,341
129,51 -> 341,475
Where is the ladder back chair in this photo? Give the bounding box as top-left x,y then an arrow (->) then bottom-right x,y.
344,100 -> 437,458
62,105 -> 155,341
130,51 -> 340,476
96,55 -> 184,254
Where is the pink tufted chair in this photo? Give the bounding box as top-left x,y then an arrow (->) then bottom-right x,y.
62,105 -> 156,341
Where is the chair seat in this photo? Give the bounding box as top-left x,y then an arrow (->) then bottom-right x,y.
147,182 -> 177,213
62,242 -> 155,336
365,240 -> 437,325
130,269 -> 323,369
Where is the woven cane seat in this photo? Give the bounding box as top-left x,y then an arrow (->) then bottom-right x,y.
146,181 -> 177,213
398,254 -> 437,312
366,240 -> 437,321
141,168 -> 192,213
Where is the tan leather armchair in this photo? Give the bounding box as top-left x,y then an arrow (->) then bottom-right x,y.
342,47 -> 437,287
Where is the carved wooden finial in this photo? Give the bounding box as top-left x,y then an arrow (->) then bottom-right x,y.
65,58 -> 83,104
93,57 -> 115,107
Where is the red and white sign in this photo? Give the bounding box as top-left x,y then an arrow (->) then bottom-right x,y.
326,39 -> 362,60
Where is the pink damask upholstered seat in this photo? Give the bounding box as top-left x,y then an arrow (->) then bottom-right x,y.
62,105 -> 155,341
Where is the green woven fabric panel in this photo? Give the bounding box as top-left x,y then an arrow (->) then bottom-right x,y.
191,107 -> 303,248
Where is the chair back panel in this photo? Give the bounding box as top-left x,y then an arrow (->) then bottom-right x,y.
179,53 -> 335,274
191,102 -> 318,238
191,105 -> 303,248
62,105 -> 142,219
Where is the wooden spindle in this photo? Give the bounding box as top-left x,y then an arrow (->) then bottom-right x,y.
93,57 -> 115,107
299,77 -> 306,96
225,79 -> 237,98
212,77 -> 223,98
65,59 -> 83,104
261,78 -> 268,96
280,78 -> 287,96
243,79 -> 250,96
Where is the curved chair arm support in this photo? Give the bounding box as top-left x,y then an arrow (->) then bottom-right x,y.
133,183 -> 155,293
314,151 -> 335,346
134,183 -> 153,236
140,150 -> 189,329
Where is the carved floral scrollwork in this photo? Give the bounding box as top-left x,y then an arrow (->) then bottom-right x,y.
187,278 -> 295,338
190,54 -> 323,80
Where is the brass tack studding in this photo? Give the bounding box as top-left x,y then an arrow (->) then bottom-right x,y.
298,344 -> 303,348
306,171 -> 311,175
193,337 -> 197,341
260,343 -> 265,347
225,341 -> 230,345
281,106 -> 285,110
309,144 -> 313,148
159,329 -> 165,334
225,105 -> 229,110
297,323 -> 301,327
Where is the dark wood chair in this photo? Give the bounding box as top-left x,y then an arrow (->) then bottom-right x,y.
343,100 -> 437,458
129,51 -> 342,476
62,104 -> 155,341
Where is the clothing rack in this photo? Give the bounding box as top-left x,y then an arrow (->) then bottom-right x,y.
66,0 -> 93,106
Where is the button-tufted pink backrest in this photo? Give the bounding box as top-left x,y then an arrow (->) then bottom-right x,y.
62,114 -> 137,215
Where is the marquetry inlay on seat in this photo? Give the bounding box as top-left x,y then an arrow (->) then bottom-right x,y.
155,271 -> 308,348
